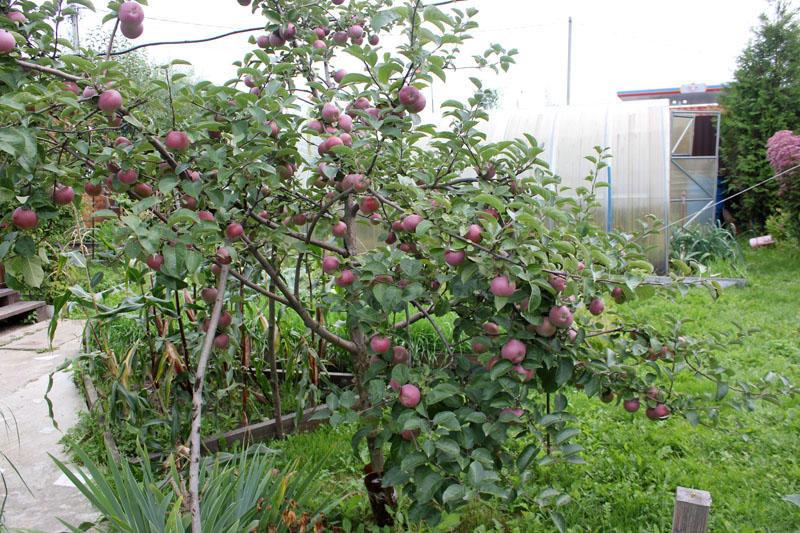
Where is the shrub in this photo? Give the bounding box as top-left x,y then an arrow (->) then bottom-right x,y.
669,223 -> 742,271
766,130 -> 800,241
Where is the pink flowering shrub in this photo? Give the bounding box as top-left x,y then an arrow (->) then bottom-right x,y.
766,130 -> 800,239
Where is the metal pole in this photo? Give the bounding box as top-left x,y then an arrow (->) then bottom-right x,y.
566,16 -> 572,105
69,9 -> 80,49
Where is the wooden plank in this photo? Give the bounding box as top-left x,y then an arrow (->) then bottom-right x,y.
0,287 -> 19,299
0,300 -> 46,322
645,276 -> 746,289
262,368 -> 354,387
201,403 -> 330,454
672,486 -> 711,533
80,372 -> 121,464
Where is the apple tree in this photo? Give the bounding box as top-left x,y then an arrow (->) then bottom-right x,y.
0,0 -> 794,529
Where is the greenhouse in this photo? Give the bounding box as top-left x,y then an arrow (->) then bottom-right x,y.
484,100 -> 721,272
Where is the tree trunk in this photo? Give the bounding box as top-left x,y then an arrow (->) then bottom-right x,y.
343,193 -> 395,526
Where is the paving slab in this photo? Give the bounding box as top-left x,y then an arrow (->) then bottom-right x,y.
0,320 -> 97,532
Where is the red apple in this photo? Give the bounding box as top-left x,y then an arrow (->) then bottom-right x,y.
133,183 -> 153,198
401,214 -> 423,232
444,250 -> 466,266
165,131 -> 190,151
146,253 -> 163,271
118,168 -> 138,185
213,334 -> 230,349
335,269 -> 355,287
501,339 -> 526,363
225,222 -> 244,241
53,185 -> 75,205
360,196 -> 380,214
322,256 -> 340,274
98,90 -> 122,113
589,298 -> 605,316
465,224 -> 482,244
623,398 -> 640,412
399,384 -> 421,408
490,275 -> 516,297
548,274 -> 566,293
201,287 -> 218,304
370,335 -> 391,353
392,346 -> 409,364
11,207 -> 37,229
118,1 -> 144,25
535,318 -> 557,337
646,403 -> 670,420
332,221 -> 347,237
548,305 -> 573,328
0,30 -> 15,55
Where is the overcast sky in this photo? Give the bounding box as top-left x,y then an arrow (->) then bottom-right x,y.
75,0 -> 773,109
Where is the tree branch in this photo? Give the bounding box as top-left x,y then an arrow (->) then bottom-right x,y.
107,27 -> 264,57
248,211 -> 348,256
189,263 -> 230,533
242,235 -> 358,354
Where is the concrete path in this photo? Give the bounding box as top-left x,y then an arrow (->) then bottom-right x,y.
0,319 -> 97,532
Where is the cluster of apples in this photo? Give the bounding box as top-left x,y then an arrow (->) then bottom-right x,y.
118,1 -> 145,40
618,386 -> 671,421
0,10 -> 29,54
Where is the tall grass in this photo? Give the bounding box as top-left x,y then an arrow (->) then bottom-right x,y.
53,445 -> 337,532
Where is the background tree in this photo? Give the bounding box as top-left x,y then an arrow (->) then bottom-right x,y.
720,0 -> 800,230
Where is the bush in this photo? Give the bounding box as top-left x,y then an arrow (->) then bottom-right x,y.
670,223 -> 742,272
766,130 -> 800,242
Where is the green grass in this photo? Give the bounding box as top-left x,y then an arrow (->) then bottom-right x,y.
270,244 -> 800,531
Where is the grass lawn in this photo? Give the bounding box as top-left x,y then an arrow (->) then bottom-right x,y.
270,244 -> 800,531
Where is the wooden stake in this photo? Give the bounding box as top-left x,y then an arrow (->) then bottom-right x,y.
672,486 -> 711,533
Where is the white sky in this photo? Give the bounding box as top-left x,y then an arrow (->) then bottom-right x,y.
75,0 -> 771,109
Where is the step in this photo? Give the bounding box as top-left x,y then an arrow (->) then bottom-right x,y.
0,300 -> 47,322
0,287 -> 20,305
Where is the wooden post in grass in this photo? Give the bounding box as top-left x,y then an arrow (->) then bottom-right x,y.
672,486 -> 711,533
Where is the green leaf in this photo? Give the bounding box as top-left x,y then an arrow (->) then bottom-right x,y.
432,411 -> 461,431
434,438 -> 460,457
339,73 -> 373,85
474,193 -> 504,212
516,444 -> 538,471
555,428 -> 580,444
373,283 -> 403,312
426,383 -> 460,405
415,219 -> 433,236
371,8 -> 401,31
467,461 -> 487,487
415,470 -> 443,504
401,452 -> 427,473
8,255 -> 44,287
441,483 -> 466,506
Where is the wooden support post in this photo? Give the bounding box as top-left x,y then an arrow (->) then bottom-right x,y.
672,486 -> 711,533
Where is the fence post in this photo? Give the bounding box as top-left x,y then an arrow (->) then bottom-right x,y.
672,486 -> 712,533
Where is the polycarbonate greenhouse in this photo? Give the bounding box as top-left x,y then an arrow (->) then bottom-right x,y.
482,100 -> 721,273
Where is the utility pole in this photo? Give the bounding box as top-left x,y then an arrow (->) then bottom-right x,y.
566,16 -> 572,105
69,8 -> 80,49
